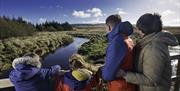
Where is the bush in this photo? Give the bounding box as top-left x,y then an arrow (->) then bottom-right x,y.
0,32 -> 73,77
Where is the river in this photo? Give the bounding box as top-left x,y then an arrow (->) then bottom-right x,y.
42,37 -> 179,77
42,37 -> 89,69
169,45 -> 180,78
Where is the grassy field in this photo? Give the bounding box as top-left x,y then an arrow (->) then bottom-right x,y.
0,32 -> 73,78
73,25 -> 180,63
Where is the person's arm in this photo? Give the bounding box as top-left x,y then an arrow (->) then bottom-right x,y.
40,65 -> 68,79
81,62 -> 103,73
123,45 -> 168,86
89,69 -> 101,87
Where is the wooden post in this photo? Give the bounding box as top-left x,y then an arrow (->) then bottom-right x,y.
174,55 -> 180,91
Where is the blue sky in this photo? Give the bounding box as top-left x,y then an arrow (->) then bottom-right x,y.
0,0 -> 180,26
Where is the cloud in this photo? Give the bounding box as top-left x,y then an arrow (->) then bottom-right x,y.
116,8 -> 123,11
72,8 -> 103,18
87,8 -> 103,17
161,10 -> 180,26
176,2 -> 180,8
162,10 -> 175,17
157,0 -> 180,8
116,8 -> 128,15
163,19 -> 180,26
72,10 -> 91,18
38,18 -> 47,24
23,18 -> 31,23
83,18 -> 104,24
118,11 -> 128,15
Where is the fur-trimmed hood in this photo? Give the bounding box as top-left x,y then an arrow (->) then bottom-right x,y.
12,54 -> 41,69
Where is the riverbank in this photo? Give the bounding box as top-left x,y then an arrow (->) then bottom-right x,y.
0,32 -> 73,78
42,37 -> 89,69
64,31 -> 108,63
76,30 -> 179,63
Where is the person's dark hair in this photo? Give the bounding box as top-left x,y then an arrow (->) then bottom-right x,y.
106,14 -> 121,27
136,13 -> 162,35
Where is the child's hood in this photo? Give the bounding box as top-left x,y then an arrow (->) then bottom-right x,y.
9,64 -> 40,82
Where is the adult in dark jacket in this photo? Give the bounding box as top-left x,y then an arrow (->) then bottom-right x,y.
9,53 -> 67,91
102,14 -> 136,91
117,13 -> 179,91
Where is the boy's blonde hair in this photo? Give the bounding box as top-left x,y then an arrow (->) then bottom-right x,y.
69,54 -> 85,69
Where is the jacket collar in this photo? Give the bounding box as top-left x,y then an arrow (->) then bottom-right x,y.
136,32 -> 158,47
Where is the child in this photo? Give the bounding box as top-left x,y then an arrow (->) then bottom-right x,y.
55,53 -> 102,91
9,53 -> 67,91
102,14 -> 137,91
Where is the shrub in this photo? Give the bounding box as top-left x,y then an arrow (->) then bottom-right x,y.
0,32 -> 73,77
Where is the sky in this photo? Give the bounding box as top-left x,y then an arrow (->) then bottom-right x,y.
0,0 -> 180,26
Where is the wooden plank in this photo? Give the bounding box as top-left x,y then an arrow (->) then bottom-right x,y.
0,78 -> 14,89
170,55 -> 180,60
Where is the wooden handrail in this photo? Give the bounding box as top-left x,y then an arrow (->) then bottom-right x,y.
0,78 -> 14,89
170,55 -> 180,60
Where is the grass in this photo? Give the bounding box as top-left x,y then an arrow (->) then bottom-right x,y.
73,31 -> 141,63
0,32 -> 73,78
73,27 -> 180,64
78,37 -> 107,62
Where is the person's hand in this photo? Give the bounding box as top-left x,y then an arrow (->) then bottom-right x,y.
95,64 -> 104,68
116,69 -> 126,78
58,70 -> 70,76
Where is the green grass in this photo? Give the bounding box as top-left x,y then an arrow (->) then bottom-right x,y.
75,31 -> 141,63
64,30 -> 108,63
78,37 -> 107,62
0,32 -> 73,77
75,29 -> 180,64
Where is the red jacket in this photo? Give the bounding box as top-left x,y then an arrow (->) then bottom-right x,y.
107,37 -> 137,91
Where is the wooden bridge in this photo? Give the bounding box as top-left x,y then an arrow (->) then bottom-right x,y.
0,55 -> 180,91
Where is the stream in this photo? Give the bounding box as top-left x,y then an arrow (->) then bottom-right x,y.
42,37 -> 89,69
42,37 -> 179,77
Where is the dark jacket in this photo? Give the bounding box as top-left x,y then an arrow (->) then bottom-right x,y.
123,31 -> 179,91
9,64 -> 61,91
102,21 -> 133,81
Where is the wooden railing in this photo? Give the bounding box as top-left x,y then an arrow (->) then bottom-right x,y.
0,55 -> 180,91
0,78 -> 14,89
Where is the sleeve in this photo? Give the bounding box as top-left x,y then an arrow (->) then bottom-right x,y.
40,65 -> 61,79
89,71 -> 100,87
123,45 -> 168,86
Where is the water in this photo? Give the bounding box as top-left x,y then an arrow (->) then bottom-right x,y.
42,38 -> 89,69
42,38 -> 179,76
169,45 -> 180,78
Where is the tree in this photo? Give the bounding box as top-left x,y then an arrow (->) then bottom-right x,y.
61,22 -> 73,31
